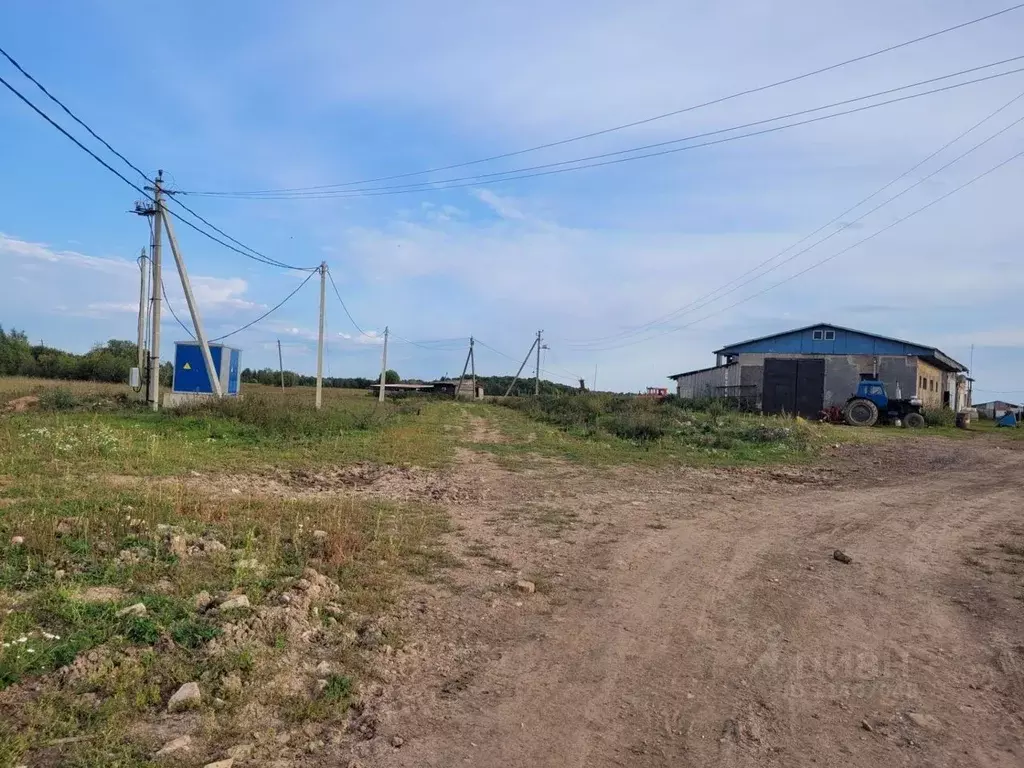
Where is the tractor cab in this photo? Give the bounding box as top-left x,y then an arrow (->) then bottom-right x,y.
854,379 -> 889,409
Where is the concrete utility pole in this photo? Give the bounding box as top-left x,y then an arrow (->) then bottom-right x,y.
161,201 -> 223,398
456,336 -> 474,400
534,329 -> 543,396
470,336 -> 477,398
378,326 -> 390,403
147,172 -> 164,411
277,339 -> 285,390
136,247 -> 148,377
503,335 -> 539,398
315,262 -> 327,410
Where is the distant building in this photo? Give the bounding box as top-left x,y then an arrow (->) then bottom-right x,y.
669,323 -> 969,417
973,400 -> 1019,419
367,380 -> 483,399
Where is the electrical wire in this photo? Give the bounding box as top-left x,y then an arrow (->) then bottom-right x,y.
188,2 -> 1024,196
210,269 -> 318,341
164,195 -> 319,271
0,44 -> 152,184
160,277 -> 195,340
187,62 -> 1024,200
390,333 -> 468,351
0,72 -> 152,199
325,267 -> 378,338
0,64 -> 315,272
562,87 -> 1024,348
473,338 -> 523,364
578,146 -> 1024,352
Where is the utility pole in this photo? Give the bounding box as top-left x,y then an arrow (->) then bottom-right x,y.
146,172 -> 164,411
470,336 -> 477,399
534,330 -> 543,396
593,364 -> 598,392
277,339 -> 285,390
316,262 -> 327,410
455,336 -> 475,400
161,199 -> 222,398
378,326 -> 390,402
504,335 -> 539,398
136,247 -> 148,380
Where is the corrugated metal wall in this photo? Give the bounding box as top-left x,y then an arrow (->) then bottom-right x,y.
674,363 -> 738,399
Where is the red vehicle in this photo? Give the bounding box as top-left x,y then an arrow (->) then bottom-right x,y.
640,387 -> 669,399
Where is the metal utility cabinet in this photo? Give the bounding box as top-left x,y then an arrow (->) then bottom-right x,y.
166,342 -> 241,406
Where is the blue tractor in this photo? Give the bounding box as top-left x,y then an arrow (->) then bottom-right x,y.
844,377 -> 925,428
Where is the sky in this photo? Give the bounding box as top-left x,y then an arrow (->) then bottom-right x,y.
1,0 -> 1023,398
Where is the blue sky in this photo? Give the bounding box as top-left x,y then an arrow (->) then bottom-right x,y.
2,0 -> 1024,397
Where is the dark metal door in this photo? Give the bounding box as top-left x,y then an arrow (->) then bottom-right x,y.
762,359 -> 797,415
762,358 -> 825,417
794,359 -> 825,417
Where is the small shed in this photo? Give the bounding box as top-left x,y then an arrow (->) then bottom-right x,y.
171,341 -> 241,397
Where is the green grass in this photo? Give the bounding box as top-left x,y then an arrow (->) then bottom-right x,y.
0,379 -> 457,765
471,396 -> 819,467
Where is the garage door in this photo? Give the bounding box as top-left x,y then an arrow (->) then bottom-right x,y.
762,358 -> 825,417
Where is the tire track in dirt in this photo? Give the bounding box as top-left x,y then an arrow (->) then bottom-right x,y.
358,437 -> 1024,768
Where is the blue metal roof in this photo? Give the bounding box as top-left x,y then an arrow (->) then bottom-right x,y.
713,323 -> 966,371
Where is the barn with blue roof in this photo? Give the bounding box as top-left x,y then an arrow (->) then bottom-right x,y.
669,323 -> 970,417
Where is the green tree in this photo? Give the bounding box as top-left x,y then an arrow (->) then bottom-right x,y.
384,369 -> 401,384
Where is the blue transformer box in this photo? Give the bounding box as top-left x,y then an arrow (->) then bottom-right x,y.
172,342 -> 241,396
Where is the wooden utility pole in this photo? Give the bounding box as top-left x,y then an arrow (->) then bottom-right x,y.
277,339 -> 285,390
146,172 -> 164,411
315,262 -> 327,410
378,327 -> 390,402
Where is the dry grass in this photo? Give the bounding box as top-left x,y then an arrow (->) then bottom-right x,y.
0,377 -> 461,765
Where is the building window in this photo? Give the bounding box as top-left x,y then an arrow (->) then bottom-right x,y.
812,330 -> 824,340
824,330 -> 835,340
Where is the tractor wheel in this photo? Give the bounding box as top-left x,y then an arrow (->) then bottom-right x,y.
904,411 -> 925,429
844,398 -> 879,427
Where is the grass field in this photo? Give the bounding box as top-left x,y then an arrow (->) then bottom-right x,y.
0,376 -> 1017,765
0,380 -> 458,766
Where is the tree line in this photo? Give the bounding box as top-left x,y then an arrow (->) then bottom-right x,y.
1,325 -> 580,395
0,326 -> 167,383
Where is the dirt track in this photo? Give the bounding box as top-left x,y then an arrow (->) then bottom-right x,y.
355,432 -> 1024,767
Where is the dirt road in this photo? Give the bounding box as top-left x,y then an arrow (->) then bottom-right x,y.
356,433 -> 1024,767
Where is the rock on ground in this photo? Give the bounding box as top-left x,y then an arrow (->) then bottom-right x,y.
167,682 -> 202,713
515,580 -> 536,594
155,735 -> 192,756
116,602 -> 147,618
219,595 -> 251,611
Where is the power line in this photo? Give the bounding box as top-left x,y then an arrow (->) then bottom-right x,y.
390,333 -> 468,351
0,62 -> 315,272
188,62 -> 1024,200
474,338 -> 522,364
563,87 -> 1024,348
189,2 -> 1024,196
580,146 -> 1024,352
325,267 -> 377,337
161,277 -> 195,340
0,44 -> 152,184
0,71 -> 151,200
165,196 -> 319,271
211,269 -> 318,341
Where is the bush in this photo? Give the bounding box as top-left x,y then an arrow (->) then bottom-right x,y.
37,387 -> 79,411
923,408 -> 957,427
